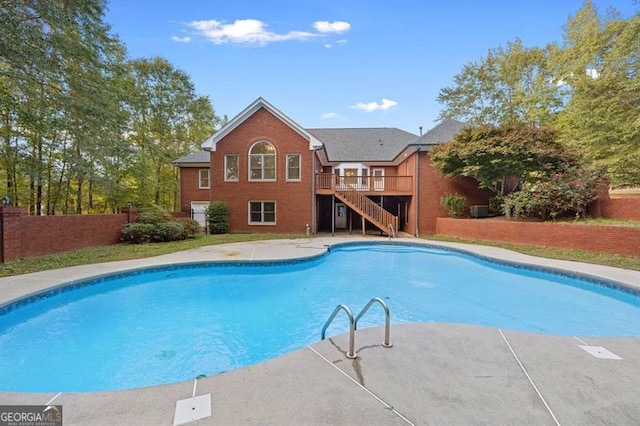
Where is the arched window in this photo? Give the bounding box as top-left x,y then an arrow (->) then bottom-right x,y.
249,141 -> 276,181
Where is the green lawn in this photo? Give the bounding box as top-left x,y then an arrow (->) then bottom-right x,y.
425,235 -> 640,271
1,232 -> 638,277
0,233 -> 305,277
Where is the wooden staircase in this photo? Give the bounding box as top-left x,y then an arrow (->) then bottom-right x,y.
334,186 -> 398,237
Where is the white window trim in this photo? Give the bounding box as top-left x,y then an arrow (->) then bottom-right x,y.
248,141 -> 276,182
224,154 -> 239,182
198,168 -> 210,189
333,163 -> 371,190
286,153 -> 301,182
248,200 -> 276,225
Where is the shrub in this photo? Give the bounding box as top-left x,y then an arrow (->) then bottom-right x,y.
207,201 -> 229,234
441,193 -> 466,218
121,223 -> 155,244
122,220 -> 197,244
175,217 -> 201,238
488,195 -> 504,215
503,163 -> 604,220
150,222 -> 185,242
137,205 -> 172,224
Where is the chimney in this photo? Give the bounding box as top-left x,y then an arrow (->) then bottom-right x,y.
419,126 -> 423,136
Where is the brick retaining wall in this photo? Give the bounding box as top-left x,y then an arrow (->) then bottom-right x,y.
601,198 -> 640,222
436,217 -> 640,256
0,207 -> 136,263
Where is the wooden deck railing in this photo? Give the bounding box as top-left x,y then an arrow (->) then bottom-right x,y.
315,173 -> 412,193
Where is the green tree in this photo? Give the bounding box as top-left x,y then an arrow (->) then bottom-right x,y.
1,2 -> 219,214
437,38 -> 561,126
437,1 -> 639,188
0,0 -> 132,214
430,122 -> 570,195
550,1 -> 640,187
124,57 -> 218,210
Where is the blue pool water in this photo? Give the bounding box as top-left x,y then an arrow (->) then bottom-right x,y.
0,242 -> 639,392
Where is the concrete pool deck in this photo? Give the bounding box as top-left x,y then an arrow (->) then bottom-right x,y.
1,236 -> 639,425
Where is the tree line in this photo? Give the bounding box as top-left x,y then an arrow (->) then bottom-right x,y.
0,0 -> 220,215
437,0 -> 639,188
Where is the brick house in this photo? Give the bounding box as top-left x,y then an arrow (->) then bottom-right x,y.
173,97 -> 491,236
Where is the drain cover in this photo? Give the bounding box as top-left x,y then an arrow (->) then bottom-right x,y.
173,394 -> 211,425
579,345 -> 622,360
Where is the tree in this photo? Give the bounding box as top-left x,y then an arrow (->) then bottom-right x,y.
437,1 -> 639,187
437,38 -> 561,126
0,2 -> 220,214
124,57 -> 218,209
0,0 -> 132,214
550,1 -> 640,187
430,122 -> 570,195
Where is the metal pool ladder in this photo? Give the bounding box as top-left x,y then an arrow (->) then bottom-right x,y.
321,297 -> 392,359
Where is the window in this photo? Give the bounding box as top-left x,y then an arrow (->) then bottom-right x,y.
198,169 -> 210,189
286,154 -> 301,181
249,141 -> 276,181
224,154 -> 239,181
361,168 -> 369,186
249,201 -> 276,224
344,168 -> 358,186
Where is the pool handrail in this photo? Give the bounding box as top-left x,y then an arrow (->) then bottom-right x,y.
354,297 -> 392,348
321,304 -> 357,359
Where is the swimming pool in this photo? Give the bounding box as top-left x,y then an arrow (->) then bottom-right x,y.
1,242 -> 638,392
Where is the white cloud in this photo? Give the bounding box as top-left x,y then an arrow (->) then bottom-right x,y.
171,35 -> 192,43
188,19 -> 317,45
350,98 -> 398,112
322,112 -> 340,119
313,21 -> 351,34
325,39 -> 349,48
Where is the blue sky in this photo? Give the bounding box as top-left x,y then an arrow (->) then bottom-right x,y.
105,0 -> 637,135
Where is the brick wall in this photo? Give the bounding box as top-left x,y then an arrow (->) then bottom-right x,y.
178,166 -> 211,214
0,207 -> 135,263
601,198 -> 640,221
418,153 -> 493,235
210,108 -> 314,234
436,217 -> 640,256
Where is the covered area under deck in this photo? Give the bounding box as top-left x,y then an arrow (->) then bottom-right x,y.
316,194 -> 411,235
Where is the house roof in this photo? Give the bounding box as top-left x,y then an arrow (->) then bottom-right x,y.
200,97 -> 322,152
413,119 -> 467,150
307,128 -> 418,162
174,99 -> 467,166
172,151 -> 210,165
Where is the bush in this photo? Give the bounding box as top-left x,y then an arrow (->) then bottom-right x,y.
121,223 -> 155,244
503,163 -> 604,220
207,201 -> 229,234
121,220 -> 195,244
175,217 -> 201,238
137,205 -> 172,224
441,193 -> 466,218
488,195 -> 504,216
150,222 -> 185,242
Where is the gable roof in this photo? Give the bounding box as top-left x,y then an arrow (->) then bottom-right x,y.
172,151 -> 210,166
175,100 -> 468,166
413,119 -> 467,150
307,128 -> 418,162
200,97 -> 322,152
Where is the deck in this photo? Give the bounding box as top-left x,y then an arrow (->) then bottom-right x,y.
315,173 -> 413,196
